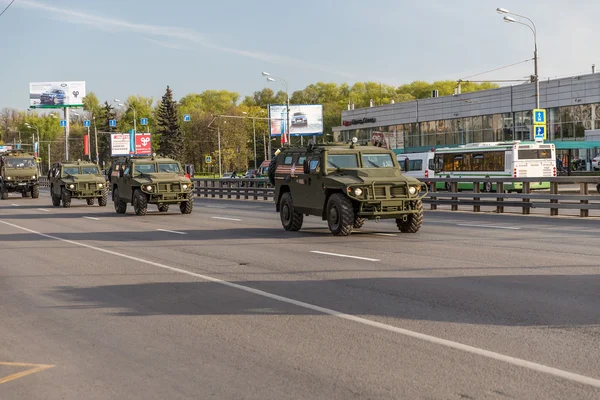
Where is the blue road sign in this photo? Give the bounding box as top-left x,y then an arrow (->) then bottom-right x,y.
205,156 -> 212,164
60,119 -> 67,127
533,109 -> 546,125
83,120 -> 91,127
140,118 -> 148,126
109,119 -> 117,127
183,114 -> 191,122
534,125 -> 546,140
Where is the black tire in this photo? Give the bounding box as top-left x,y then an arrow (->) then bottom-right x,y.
62,187 -> 71,208
98,190 -> 108,207
52,194 -> 61,207
597,183 -> 600,194
31,185 -> 39,199
483,180 -> 492,193
396,200 -> 423,233
86,198 -> 95,206
113,187 -> 127,214
132,189 -> 148,216
0,188 -> 7,200
353,217 -> 365,229
180,199 -> 193,214
267,158 -> 277,186
279,192 -> 303,231
158,204 -> 169,212
326,193 -> 354,236
445,182 -> 452,192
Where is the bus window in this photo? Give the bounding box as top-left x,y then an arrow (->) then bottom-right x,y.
408,159 -> 423,171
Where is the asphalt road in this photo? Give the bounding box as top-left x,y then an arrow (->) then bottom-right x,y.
1,191 -> 600,399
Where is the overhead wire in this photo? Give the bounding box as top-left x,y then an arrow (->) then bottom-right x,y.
0,0 -> 17,18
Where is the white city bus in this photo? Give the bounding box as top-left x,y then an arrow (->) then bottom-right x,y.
433,141 -> 556,192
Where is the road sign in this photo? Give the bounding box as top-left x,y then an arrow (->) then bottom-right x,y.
534,125 -> 546,140
205,156 -> 212,164
83,120 -> 90,127
533,109 -> 546,125
183,114 -> 191,122
109,119 -> 117,127
140,118 -> 148,126
59,119 -> 67,127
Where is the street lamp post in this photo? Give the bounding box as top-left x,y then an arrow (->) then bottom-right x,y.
24,123 -> 40,155
497,8 -> 540,109
262,72 -> 290,146
242,112 -> 258,170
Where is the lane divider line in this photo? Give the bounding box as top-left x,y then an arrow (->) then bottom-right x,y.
212,217 -> 242,222
38,208 -> 51,212
457,224 -> 521,230
83,216 -> 99,221
11,204 -> 20,207
310,250 -> 380,262
0,362 -> 55,385
156,229 -> 186,235
1,219 -> 599,389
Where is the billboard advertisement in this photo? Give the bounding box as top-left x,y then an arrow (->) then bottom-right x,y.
29,81 -> 86,108
268,104 -> 324,137
135,133 -> 152,155
110,133 -> 131,156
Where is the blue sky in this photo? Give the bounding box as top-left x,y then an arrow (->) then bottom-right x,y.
0,0 -> 597,110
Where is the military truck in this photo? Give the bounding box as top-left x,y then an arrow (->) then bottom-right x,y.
48,161 -> 108,207
0,150 -> 40,200
269,139 -> 428,236
110,154 -> 194,215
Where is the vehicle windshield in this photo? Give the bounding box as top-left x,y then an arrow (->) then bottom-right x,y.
3,158 -> 37,168
361,153 -> 395,168
81,166 -> 100,174
63,167 -> 79,175
157,163 -> 180,173
134,163 -> 157,174
327,154 -> 358,169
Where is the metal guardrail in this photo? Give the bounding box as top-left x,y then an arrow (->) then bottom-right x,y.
193,177 -> 600,218
38,177 -> 50,188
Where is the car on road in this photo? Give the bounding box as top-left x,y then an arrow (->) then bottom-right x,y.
222,172 -> 238,179
40,89 -> 66,105
291,112 -> 308,126
592,155 -> 600,171
48,161 -> 108,208
269,138 -> 427,236
111,154 -> 194,215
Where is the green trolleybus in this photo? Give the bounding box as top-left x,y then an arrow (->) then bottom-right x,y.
433,141 -> 556,192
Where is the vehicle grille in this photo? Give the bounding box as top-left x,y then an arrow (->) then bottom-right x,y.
391,186 -> 406,197
88,183 -> 97,190
370,185 -> 407,199
157,183 -> 182,192
158,183 -> 169,192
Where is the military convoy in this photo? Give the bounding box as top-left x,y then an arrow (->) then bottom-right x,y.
268,139 -> 427,236
48,161 -> 108,207
108,154 -> 194,215
0,150 -> 40,200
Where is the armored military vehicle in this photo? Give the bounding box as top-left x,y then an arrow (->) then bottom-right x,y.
110,154 -> 194,215
269,139 -> 427,236
48,161 -> 108,207
0,150 -> 40,199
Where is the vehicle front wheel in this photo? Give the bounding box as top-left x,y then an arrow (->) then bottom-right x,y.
279,192 -> 303,231
353,217 -> 365,229
132,189 -> 148,216
86,198 -> 95,206
0,188 -> 7,200
52,194 -> 61,207
179,200 -> 193,214
98,190 -> 108,207
62,187 -> 71,208
113,188 -> 127,214
396,200 -> 423,233
31,185 -> 39,199
158,204 -> 169,212
326,193 -> 354,236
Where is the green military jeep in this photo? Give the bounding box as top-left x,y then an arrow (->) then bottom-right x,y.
269,139 -> 427,236
0,150 -> 40,200
48,161 -> 108,207
111,154 -> 194,216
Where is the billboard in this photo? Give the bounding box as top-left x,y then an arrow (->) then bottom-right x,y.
135,133 -> 152,155
110,133 -> 131,156
268,104 -> 324,137
29,81 -> 86,108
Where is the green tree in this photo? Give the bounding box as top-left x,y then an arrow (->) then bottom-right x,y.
156,86 -> 183,160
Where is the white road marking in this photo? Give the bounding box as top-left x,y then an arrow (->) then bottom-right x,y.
373,233 -> 397,237
1,220 -> 600,390
457,224 -> 521,230
11,204 -> 19,207
212,216 -> 242,222
83,216 -> 99,221
156,228 -> 186,235
310,251 -> 380,262
205,205 -> 228,209
38,208 -> 50,212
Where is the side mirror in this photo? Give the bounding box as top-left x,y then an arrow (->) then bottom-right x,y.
303,160 -> 310,174
404,158 -> 409,172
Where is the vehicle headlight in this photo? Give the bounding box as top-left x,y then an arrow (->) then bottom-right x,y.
354,188 -> 363,196
146,185 -> 153,191
182,184 -> 188,190
69,184 -> 75,189
32,175 -> 37,179
6,177 -> 11,180
98,183 -> 103,188
408,186 -> 417,195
